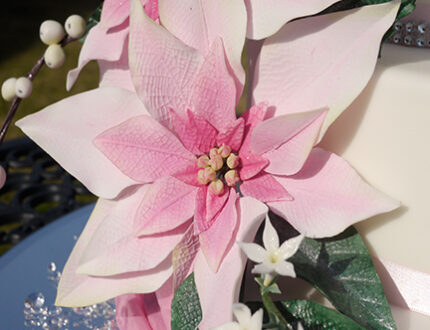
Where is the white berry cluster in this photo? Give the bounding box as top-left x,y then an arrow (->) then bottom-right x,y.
1,15 -> 86,102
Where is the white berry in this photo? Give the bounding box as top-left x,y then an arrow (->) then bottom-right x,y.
44,44 -> 66,69
1,77 -> 17,102
40,20 -> 65,45
15,77 -> 33,99
65,15 -> 86,39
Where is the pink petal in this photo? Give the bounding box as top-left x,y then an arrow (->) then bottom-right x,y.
253,1 -> 400,140
16,87 -> 145,199
199,190 -> 239,272
100,0 -> 131,29
144,0 -> 159,21
250,108 -> 327,155
67,22 -> 129,91
94,115 -> 195,183
194,197 -> 268,328
55,199 -> 172,307
217,118 -> 245,152
240,172 -> 292,203
77,186 -> 188,276
129,0 -> 204,128
116,278 -> 171,330
134,176 -> 198,236
158,0 -> 247,90
268,148 -> 400,238
99,35 -> 136,92
239,153 -> 269,181
264,109 -> 327,176
245,0 -> 339,40
172,160 -> 201,187
240,102 -> 268,154
194,186 -> 230,234
115,294 -> 152,330
191,38 -> 237,132
171,109 -> 218,155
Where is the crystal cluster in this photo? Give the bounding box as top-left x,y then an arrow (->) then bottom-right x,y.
23,262 -> 117,329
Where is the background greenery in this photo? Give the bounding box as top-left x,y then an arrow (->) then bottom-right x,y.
0,1 -> 101,140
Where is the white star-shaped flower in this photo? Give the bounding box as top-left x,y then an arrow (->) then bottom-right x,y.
212,303 -> 263,330
238,216 -> 304,277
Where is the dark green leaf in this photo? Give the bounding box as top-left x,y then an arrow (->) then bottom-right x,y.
80,3 -> 103,42
280,300 -> 364,330
262,213 -> 396,329
171,273 -> 202,330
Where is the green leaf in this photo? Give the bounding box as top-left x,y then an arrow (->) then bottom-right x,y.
265,213 -> 396,330
171,273 -> 202,330
280,300 -> 365,330
80,3 -> 103,42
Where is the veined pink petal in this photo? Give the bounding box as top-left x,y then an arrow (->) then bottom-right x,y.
239,153 -> 269,181
100,0 -> 131,29
134,176 -> 198,236
99,35 -> 135,92
76,186 -> 188,276
144,0 -> 159,21
253,1 -> 400,140
158,0 -> 247,90
245,0 -> 339,40
217,118 -> 245,152
195,197 -> 268,328
194,186 -> 230,234
240,102 -> 268,154
94,115 -> 195,183
67,22 -> 129,91
191,38 -> 237,132
240,172 -> 292,203
55,199 -> 172,307
171,109 -> 218,155
264,109 -> 327,176
172,160 -> 201,187
268,148 -> 400,238
16,87 -> 145,199
250,108 -> 327,155
199,190 -> 239,272
129,0 -> 204,128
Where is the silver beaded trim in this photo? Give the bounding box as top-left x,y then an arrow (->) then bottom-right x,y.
388,19 -> 430,48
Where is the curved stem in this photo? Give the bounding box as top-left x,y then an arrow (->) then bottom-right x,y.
0,35 -> 76,145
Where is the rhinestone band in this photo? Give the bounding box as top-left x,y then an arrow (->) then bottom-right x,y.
388,19 -> 430,48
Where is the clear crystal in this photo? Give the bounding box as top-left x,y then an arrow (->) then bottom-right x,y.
25,292 -> 45,313
404,35 -> 412,45
417,38 -> 425,47
392,33 -> 401,44
394,21 -> 403,31
47,262 -> 57,273
418,23 -> 427,34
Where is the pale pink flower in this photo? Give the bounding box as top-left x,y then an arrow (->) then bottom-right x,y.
16,0 -> 401,328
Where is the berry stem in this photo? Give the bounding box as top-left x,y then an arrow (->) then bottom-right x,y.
0,35 -> 76,144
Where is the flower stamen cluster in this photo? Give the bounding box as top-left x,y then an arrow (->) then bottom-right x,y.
196,144 -> 240,195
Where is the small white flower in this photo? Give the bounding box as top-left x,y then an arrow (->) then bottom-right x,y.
212,303 -> 263,330
238,215 -> 304,277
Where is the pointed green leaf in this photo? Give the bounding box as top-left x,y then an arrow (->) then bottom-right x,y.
280,300 -> 364,330
266,212 -> 397,330
171,273 -> 202,330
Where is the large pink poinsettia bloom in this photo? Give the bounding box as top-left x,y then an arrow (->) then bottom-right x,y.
16,0 -> 400,328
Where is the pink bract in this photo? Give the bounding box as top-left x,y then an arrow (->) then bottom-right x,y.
16,0 -> 401,328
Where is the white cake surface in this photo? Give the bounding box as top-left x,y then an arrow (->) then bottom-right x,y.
320,43 -> 430,275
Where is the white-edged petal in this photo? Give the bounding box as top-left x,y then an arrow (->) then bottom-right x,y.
237,242 -> 266,263
232,303 -> 252,325
262,216 -> 279,251
274,260 -> 296,277
251,263 -> 273,274
279,234 -> 304,260
211,322 -> 241,330
249,308 -> 264,330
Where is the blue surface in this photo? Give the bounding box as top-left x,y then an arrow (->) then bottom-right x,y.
0,204 -> 94,329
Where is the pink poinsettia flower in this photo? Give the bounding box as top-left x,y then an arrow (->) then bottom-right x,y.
67,0 -> 158,92
16,0 -> 400,328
